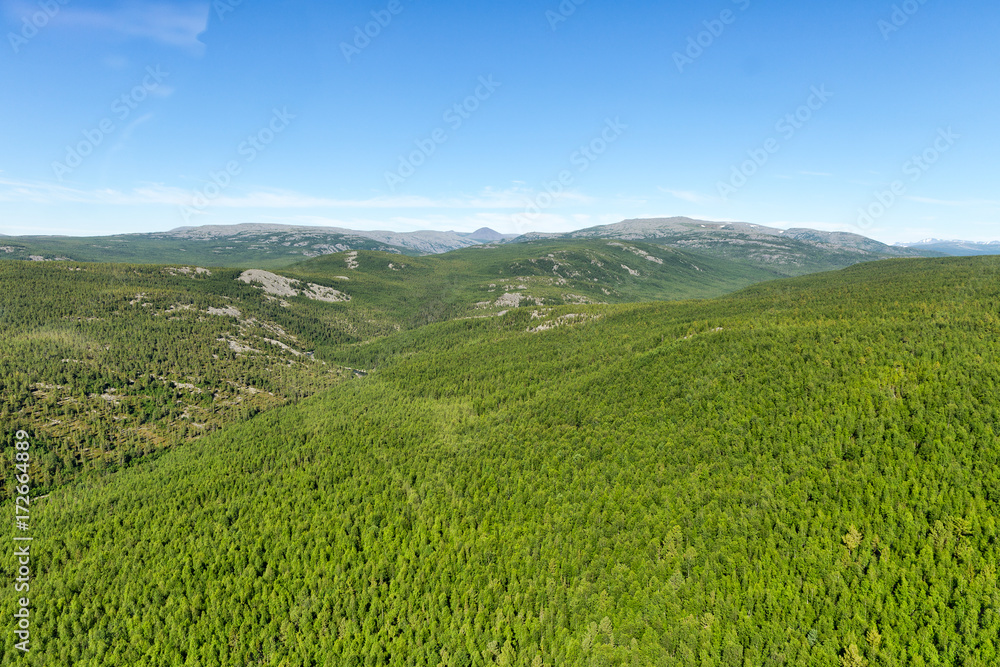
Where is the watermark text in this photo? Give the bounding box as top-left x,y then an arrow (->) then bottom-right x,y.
717,85 -> 833,200
385,76 -> 501,191
12,430 -> 33,653
856,127 -> 958,229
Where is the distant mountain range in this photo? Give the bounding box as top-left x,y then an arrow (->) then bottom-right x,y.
0,224 -> 518,268
162,223 -> 520,256
1,217 -> 941,273
894,238 -> 1000,256
513,217 -> 936,277
518,217 -> 924,254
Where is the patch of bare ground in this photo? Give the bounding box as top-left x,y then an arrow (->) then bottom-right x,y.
238,270 -> 350,303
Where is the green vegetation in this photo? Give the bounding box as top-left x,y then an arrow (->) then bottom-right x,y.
0,261 -> 368,493
1,219 -> 937,276
516,218 -> 936,279
0,240 -> 765,495
2,256 -> 998,665
291,240 -> 785,331
633,229 -> 920,277
0,230 -> 411,269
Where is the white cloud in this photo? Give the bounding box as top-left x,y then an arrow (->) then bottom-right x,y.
0,177 -> 644,236
0,178 -> 598,213
906,196 -> 1000,208
10,1 -> 212,55
0,177 -> 95,204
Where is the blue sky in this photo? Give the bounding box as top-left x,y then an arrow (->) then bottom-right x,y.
1,0 -> 998,243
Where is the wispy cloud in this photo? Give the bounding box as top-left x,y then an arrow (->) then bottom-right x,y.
0,177 -> 95,205
906,196 -> 1000,208
7,1 -> 211,55
0,178 -> 595,212
0,176 -> 643,236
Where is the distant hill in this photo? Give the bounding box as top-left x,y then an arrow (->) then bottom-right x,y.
515,216 -> 939,276
164,224 -> 520,253
2,218 -> 939,275
0,223 -> 520,266
0,226 -> 411,268
466,226 -> 512,242
284,238 -> 788,332
895,238 -> 1000,256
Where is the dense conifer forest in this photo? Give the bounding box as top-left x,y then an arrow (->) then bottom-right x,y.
0,261 -> 357,493
0,241 -> 778,493
2,254 -> 998,665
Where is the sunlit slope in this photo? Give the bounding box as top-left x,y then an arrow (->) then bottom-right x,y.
0,239 -> 773,495
515,217 -> 938,276
0,229 -> 412,268
4,256 -> 1000,665
0,260 -> 373,494
286,239 -> 784,327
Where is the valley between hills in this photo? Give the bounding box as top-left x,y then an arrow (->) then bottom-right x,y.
1,220 -> 997,665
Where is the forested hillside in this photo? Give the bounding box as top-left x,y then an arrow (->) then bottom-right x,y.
0,228 -> 411,268
2,219 -> 936,274
0,224 -> 523,265
514,217 -> 935,277
3,256 -> 998,665
0,241 -> 769,495
290,239 -> 783,330
0,261 -> 376,493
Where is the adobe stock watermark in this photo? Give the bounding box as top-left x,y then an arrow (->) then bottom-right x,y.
385,76 -> 501,191
673,0 -> 751,73
878,0 -> 930,40
12,430 -> 33,653
52,66 -> 170,181
546,0 -> 586,31
213,0 -> 244,21
341,0 -> 407,63
8,0 -> 71,54
856,127 -> 958,230
717,85 -> 833,201
514,117 -> 627,227
180,108 -> 296,222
